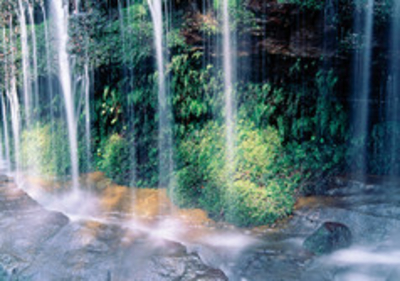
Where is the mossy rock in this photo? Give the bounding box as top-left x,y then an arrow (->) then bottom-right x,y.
303,222 -> 352,255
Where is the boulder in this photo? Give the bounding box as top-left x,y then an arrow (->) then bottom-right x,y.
0,264 -> 8,280
303,222 -> 352,255
0,175 -> 11,183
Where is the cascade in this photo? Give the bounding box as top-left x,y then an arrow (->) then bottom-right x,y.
386,0 -> 400,177
84,61 -> 91,170
8,18 -> 21,175
41,2 -> 58,168
74,0 -> 80,13
2,1 -> 400,280
2,28 -> 10,168
18,0 -> 32,126
28,1 -> 39,118
118,0 -> 133,94
0,121 -> 3,162
118,0 -> 136,185
1,95 -> 10,168
352,0 -> 374,176
222,0 -> 236,178
148,0 -> 174,189
51,0 -> 80,190
41,4 -> 55,128
118,0 -> 127,69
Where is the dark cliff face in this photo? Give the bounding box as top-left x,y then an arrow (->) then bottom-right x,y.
178,0 -> 355,86
180,0 -> 331,58
178,0 -> 392,114
247,0 -> 325,58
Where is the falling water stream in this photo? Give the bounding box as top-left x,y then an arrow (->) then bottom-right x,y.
18,0 -> 32,126
148,0 -> 174,190
386,0 -> 400,178
7,17 -> 21,176
1,28 -> 10,168
2,1 -> 400,280
51,0 -> 79,190
84,62 -> 91,170
222,0 -> 235,176
28,1 -> 39,116
352,0 -> 374,176
1,95 -> 10,169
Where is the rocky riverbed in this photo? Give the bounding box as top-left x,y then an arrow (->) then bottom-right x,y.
0,174 -> 400,280
0,178 -> 227,281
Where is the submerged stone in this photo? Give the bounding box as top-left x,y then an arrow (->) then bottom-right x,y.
303,222 -> 352,255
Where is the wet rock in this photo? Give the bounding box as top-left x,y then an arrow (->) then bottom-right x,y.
303,222 -> 352,255
235,250 -> 305,281
0,175 -> 11,183
144,254 -> 228,281
0,180 -> 227,281
0,264 -> 8,280
387,268 -> 400,281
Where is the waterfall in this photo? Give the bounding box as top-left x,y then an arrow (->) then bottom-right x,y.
118,0 -> 127,68
352,0 -> 374,176
41,4 -> 55,129
1,96 -> 10,169
2,28 -> 11,168
28,1 -> 39,118
18,0 -> 32,126
8,18 -> 21,176
0,120 -> 3,162
51,0 -> 80,190
386,0 -> 400,177
118,0 -> 137,186
148,0 -> 174,189
84,61 -> 91,171
41,3 -> 59,169
74,0 -> 80,13
222,0 -> 236,178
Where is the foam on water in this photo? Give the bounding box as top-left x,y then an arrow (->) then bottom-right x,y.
329,247 -> 400,265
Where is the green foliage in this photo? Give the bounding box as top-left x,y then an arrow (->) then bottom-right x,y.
283,71 -> 347,192
94,86 -> 124,141
278,0 -> 326,10
213,0 -> 238,10
20,122 -> 70,178
175,120 -> 297,227
0,0 -> 355,227
169,51 -> 223,134
238,69 -> 347,193
97,133 -> 132,185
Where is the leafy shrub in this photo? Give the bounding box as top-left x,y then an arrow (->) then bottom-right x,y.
174,120 -> 297,227
278,0 -> 326,10
238,72 -> 347,194
97,134 -> 132,185
225,179 -> 295,226
20,122 -> 70,178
